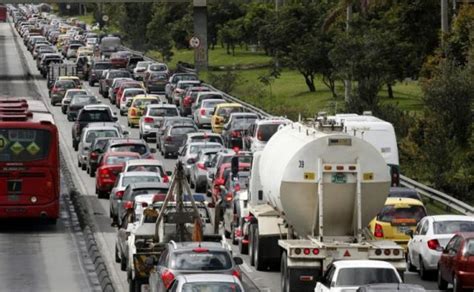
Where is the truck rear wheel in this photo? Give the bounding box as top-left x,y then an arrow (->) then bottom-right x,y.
129,278 -> 142,292
281,252 -> 290,292
254,226 -> 266,271
249,224 -> 256,266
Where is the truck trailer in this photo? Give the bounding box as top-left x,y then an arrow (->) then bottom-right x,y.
238,121 -> 406,292
0,5 -> 7,22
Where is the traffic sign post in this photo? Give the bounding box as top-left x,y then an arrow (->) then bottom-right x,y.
193,1 -> 208,72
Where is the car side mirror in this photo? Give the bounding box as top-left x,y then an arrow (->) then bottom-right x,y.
233,257 -> 243,265
405,230 -> 414,238
112,116 -> 118,122
123,130 -> 129,136
150,148 -> 157,153
84,146 -> 89,151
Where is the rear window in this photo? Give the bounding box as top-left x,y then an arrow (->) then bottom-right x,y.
127,165 -> 165,176
106,155 -> 138,165
0,129 -> 51,162
133,99 -> 158,107
203,99 -> 224,108
181,283 -> 242,291
149,64 -> 167,71
71,96 -> 97,105
109,71 -> 131,79
110,144 -> 147,155
85,130 -> 118,143
57,81 -> 75,89
149,108 -> 179,117
94,63 -> 112,70
171,127 -> 196,135
78,110 -> 112,122
190,144 -> 222,154
132,188 -> 168,197
170,250 -> 232,270
257,123 -> 283,142
190,136 -> 223,144
231,117 -> 257,129
122,175 -> 161,187
377,205 -> 426,223
336,268 -> 400,287
150,73 -> 167,81
433,221 -> 474,234
174,74 -> 198,83
125,90 -> 145,97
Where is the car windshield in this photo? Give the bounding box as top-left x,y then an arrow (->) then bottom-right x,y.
94,63 -> 112,70
71,96 -> 97,105
190,144 -> 222,154
148,108 -> 178,117
257,123 -> 283,142
377,205 -> 426,223
122,175 -> 160,187
170,250 -> 232,271
57,81 -> 75,89
433,221 -> 474,234
85,130 -> 118,143
336,268 -> 399,287
110,144 -> 147,155
106,155 -> 138,165
231,117 -> 257,130
127,165 -> 165,176
171,127 -> 196,135
78,110 -> 111,122
181,283 -> 242,292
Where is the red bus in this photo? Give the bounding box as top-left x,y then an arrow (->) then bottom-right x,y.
0,5 -> 6,22
0,99 -> 59,223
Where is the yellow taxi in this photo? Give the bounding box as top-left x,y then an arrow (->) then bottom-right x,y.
368,197 -> 427,248
127,95 -> 159,128
211,103 -> 244,134
56,34 -> 70,50
58,76 -> 81,88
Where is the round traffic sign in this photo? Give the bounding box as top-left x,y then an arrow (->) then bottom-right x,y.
189,36 -> 200,48
66,4 -> 71,10
102,15 -> 109,22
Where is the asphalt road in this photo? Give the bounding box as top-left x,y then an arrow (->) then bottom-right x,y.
0,22 -> 100,292
3,19 -> 449,292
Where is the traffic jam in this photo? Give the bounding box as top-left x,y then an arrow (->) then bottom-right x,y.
2,5 -> 474,292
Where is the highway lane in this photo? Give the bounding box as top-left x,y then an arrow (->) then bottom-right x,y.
9,20 -> 447,292
0,22 -> 100,292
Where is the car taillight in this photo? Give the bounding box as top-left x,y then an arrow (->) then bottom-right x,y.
257,131 -> 263,141
232,269 -> 241,280
391,168 -> 400,187
131,108 -> 137,116
122,95 -> 126,102
144,117 -> 154,123
225,193 -> 233,202
162,175 -> 169,183
161,269 -> 175,289
200,108 -> 206,116
90,152 -> 98,159
231,131 -> 241,138
234,184 -> 241,192
99,168 -> 110,178
374,223 -> 384,238
183,96 -> 191,106
197,162 -> 206,170
116,190 -> 124,199
51,86 -> 59,93
427,239 -> 442,251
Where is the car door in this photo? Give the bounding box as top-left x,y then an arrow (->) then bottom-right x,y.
154,249 -> 170,292
446,235 -> 462,283
412,218 -> 428,267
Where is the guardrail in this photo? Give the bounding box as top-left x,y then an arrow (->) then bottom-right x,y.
119,52 -> 474,217
400,175 -> 474,216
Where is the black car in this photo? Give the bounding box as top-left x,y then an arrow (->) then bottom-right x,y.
71,106 -> 117,151
88,60 -> 112,86
67,95 -> 100,121
87,137 -> 111,177
221,113 -> 259,149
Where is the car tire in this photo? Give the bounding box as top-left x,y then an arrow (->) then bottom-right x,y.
406,250 -> 416,272
253,225 -> 265,271
88,81 -> 94,87
437,267 -> 448,290
90,168 -> 95,177
73,141 -> 78,151
81,163 -> 86,171
249,224 -> 256,266
120,255 -> 127,271
115,244 -> 121,263
419,256 -> 430,280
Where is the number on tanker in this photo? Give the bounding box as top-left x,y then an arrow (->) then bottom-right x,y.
299,160 -> 304,168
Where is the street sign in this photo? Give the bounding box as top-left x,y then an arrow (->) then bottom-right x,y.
189,36 -> 200,49
102,15 -> 109,22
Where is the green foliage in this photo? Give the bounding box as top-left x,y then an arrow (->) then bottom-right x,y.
445,5 -> 474,66
208,70 -> 242,93
146,4 -> 174,62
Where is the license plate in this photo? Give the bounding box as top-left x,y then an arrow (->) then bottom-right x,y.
5,207 -> 26,213
331,173 -> 347,184
140,284 -> 150,292
398,226 -> 410,233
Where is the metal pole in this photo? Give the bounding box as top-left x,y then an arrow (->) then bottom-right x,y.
344,4 -> 353,103
193,0 -> 208,72
441,0 -> 449,34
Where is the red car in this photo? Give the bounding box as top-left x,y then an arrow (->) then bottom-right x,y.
211,162 -> 250,204
95,151 -> 141,199
110,51 -> 131,69
438,232 -> 474,291
115,81 -> 144,106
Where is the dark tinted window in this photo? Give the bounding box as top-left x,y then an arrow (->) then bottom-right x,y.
56,81 -> 76,89
94,63 -> 112,70
150,73 -> 167,81
182,283 -> 242,292
171,127 -> 196,135
109,71 -> 131,78
377,205 -> 426,223
106,155 -> 138,165
85,130 -> 118,143
257,123 -> 282,142
149,108 -> 179,117
149,64 -> 167,71
71,96 -> 97,105
78,110 -> 112,122
336,268 -> 399,286
433,221 -> 474,234
110,144 -> 147,155
170,250 -> 232,270
0,129 -> 50,162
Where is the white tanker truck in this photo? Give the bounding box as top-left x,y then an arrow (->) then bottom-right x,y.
238,121 -> 406,292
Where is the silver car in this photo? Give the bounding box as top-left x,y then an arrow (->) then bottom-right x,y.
193,98 -> 226,128
119,88 -> 146,116
77,125 -> 122,170
167,274 -> 245,292
172,80 -> 201,105
183,132 -> 224,146
109,171 -> 162,225
139,104 -> 180,142
190,149 -> 219,193
177,142 -> 224,180
133,61 -> 153,80
61,89 -> 87,114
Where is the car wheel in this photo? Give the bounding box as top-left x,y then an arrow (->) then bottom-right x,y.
419,256 -> 429,280
120,254 -> 127,271
88,81 -> 94,87
437,267 -> 448,290
115,244 -> 121,263
89,168 -> 95,178
453,274 -> 465,292
406,250 -> 416,272
81,163 -> 86,171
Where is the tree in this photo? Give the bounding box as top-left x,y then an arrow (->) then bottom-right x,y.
119,3 -> 153,51
207,1 -> 245,49
146,4 -> 174,62
218,18 -> 245,55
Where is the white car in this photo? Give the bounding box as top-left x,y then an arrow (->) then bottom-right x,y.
314,260 -> 402,292
406,215 -> 474,279
122,159 -> 171,184
245,117 -> 291,152
168,274 -> 245,292
177,142 -> 224,180
133,61 -> 153,80
138,104 -> 180,142
118,88 -> 147,116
